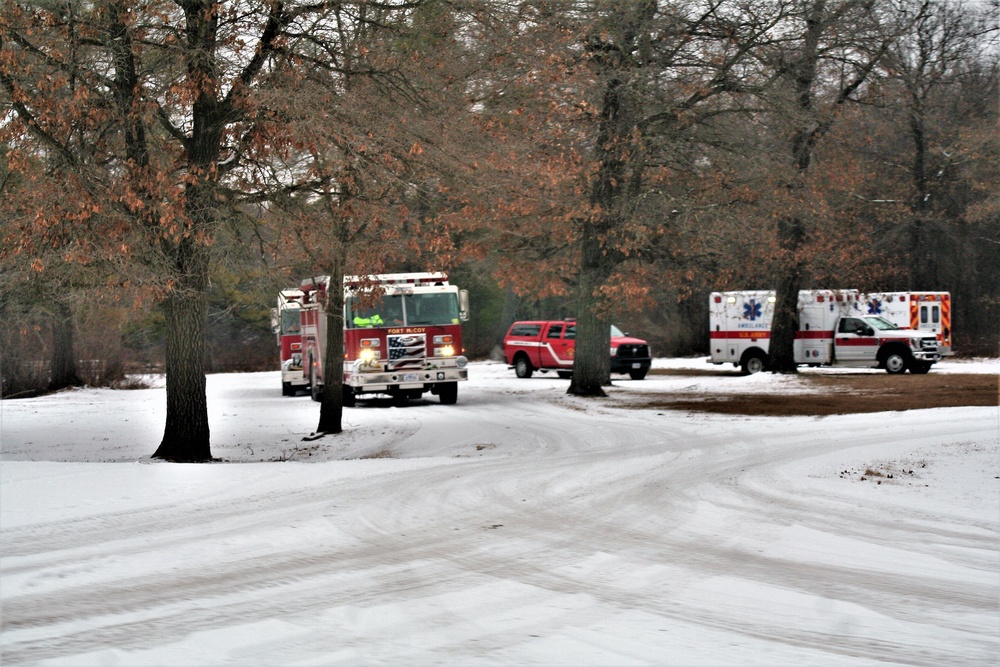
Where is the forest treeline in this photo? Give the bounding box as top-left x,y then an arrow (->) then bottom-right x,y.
1,1 -> 997,457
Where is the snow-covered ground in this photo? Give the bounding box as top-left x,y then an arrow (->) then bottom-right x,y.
1,358 -> 998,666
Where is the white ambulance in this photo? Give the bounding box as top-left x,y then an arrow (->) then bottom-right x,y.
709,290 -> 942,374
858,292 -> 953,356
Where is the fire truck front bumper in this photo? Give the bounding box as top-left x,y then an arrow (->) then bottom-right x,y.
346,357 -> 469,391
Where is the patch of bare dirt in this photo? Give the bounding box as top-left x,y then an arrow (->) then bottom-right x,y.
635,370 -> 998,416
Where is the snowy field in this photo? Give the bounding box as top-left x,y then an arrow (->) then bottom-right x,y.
1,357 -> 998,666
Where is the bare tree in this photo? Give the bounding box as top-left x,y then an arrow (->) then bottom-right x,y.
881,0 -> 998,273
257,0 -> 479,435
873,0 -> 1000,352
465,0 -> 791,395
756,0 -> 901,373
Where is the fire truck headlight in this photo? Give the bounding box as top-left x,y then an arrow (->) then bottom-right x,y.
437,345 -> 455,357
433,335 -> 454,345
358,348 -> 378,364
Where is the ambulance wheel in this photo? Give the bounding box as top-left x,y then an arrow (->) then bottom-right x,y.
909,361 -> 932,375
740,351 -> 767,375
438,382 -> 458,405
514,355 -> 534,379
881,349 -> 909,374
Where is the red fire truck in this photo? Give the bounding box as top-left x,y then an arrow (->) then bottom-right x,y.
300,272 -> 470,406
270,288 -> 308,396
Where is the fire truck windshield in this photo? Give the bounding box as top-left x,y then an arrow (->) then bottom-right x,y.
402,293 -> 460,325
347,295 -> 404,328
280,309 -> 301,335
346,292 -> 458,328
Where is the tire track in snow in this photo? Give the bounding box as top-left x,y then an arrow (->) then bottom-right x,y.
2,375 -> 997,666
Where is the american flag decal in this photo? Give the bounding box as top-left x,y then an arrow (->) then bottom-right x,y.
388,334 -> 426,369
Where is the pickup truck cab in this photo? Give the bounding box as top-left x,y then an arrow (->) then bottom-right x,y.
827,314 -> 940,374
503,320 -> 652,380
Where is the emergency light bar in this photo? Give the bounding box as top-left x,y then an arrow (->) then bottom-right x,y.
343,272 -> 448,287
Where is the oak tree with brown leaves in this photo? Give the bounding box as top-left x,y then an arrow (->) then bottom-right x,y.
465,0 -> 793,394
1,0 -> 439,460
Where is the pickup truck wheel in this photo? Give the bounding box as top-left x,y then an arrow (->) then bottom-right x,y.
629,368 -> 648,380
514,355 -> 534,379
741,351 -> 767,375
882,349 -> 909,374
342,384 -> 356,407
282,381 -> 293,396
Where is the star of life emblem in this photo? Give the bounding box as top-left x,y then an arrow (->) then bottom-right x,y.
743,300 -> 763,321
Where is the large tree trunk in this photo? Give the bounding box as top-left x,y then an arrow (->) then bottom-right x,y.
316,264 -> 346,434
569,66 -> 630,396
908,100 -> 932,290
569,249 -> 611,396
153,288 -> 211,461
768,217 -> 804,373
47,299 -> 82,391
769,1 -> 823,375
569,3 -> 654,395
149,0 -> 226,460
152,239 -> 213,462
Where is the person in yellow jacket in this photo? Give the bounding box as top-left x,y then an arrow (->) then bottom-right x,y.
353,313 -> 384,327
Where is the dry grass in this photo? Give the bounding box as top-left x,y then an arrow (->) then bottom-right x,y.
360,448 -> 395,459
633,370 -> 998,416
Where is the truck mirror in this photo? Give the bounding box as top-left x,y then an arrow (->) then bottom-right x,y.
270,308 -> 279,333
459,290 -> 470,321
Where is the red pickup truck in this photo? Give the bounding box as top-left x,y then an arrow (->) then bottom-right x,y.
503,320 -> 652,380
